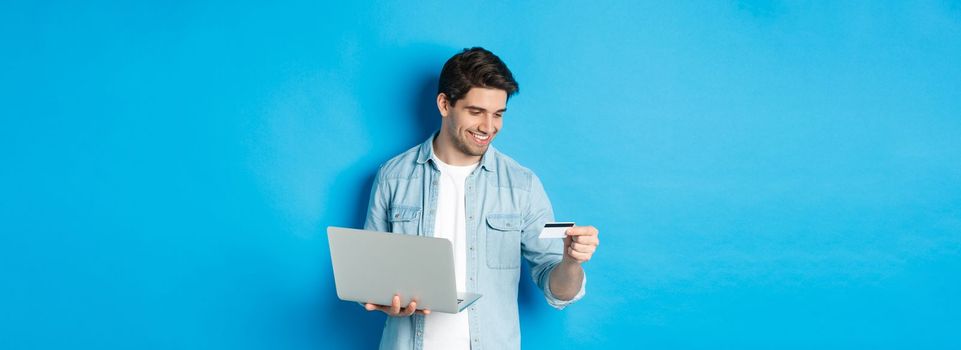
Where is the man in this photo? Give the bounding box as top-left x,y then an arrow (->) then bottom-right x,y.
362,47 -> 600,350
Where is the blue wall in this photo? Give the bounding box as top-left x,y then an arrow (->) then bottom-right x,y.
2,1 -> 960,349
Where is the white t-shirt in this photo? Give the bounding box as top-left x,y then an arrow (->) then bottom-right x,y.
423,153 -> 478,350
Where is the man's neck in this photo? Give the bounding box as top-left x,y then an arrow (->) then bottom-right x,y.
432,132 -> 482,166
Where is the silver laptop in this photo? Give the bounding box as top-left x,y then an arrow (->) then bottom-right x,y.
327,226 -> 482,314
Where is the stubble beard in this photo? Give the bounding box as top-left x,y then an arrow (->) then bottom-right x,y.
448,125 -> 487,158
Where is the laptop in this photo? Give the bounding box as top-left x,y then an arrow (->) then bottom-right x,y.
326,226 -> 482,314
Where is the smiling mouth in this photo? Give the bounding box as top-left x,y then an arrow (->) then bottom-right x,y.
469,131 -> 491,144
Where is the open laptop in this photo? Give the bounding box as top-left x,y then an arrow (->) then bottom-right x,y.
326,226 -> 482,314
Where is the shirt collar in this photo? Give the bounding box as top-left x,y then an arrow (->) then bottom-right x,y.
416,131 -> 496,172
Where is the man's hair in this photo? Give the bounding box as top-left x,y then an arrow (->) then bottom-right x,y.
437,47 -> 519,106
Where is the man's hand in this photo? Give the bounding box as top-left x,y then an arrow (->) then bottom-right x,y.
364,294 -> 431,317
563,225 -> 599,264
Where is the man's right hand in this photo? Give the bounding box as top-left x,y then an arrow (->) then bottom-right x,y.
364,294 -> 431,317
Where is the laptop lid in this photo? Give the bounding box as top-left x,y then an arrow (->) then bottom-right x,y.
326,226 -> 481,314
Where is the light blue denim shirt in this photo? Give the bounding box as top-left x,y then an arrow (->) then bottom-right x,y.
363,133 -> 586,350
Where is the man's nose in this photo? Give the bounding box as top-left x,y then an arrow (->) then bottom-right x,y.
478,115 -> 494,132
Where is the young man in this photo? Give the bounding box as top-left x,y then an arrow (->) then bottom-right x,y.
362,47 -> 600,350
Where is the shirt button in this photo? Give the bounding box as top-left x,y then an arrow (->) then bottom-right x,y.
417,331 -> 422,336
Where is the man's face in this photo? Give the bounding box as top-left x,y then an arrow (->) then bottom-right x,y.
439,87 -> 508,158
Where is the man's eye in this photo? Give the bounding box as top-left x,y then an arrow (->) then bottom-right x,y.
470,110 -> 482,116
495,114 -> 503,118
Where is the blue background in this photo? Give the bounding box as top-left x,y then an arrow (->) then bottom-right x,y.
2,1 -> 960,349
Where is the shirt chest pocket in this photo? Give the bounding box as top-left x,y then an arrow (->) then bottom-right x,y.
388,206 -> 421,234
485,214 -> 523,269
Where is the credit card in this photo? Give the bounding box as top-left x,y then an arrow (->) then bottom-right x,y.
539,222 -> 575,239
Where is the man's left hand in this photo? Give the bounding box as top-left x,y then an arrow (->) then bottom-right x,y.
563,225 -> 599,264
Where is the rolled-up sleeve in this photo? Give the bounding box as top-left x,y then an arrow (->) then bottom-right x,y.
542,265 -> 586,309
520,173 -> 587,310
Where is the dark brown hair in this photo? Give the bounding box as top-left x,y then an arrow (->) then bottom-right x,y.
437,47 -> 519,106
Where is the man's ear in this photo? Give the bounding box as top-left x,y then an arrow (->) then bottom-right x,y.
436,93 -> 450,118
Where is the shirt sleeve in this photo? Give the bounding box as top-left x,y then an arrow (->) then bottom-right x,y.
542,265 -> 587,309
363,165 -> 390,232
520,173 -> 587,310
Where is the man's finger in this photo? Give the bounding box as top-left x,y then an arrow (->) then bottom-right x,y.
567,246 -> 592,262
566,225 -> 599,236
416,309 -> 432,315
573,235 -> 599,245
404,301 -> 417,316
571,242 -> 597,254
391,295 -> 402,315
571,251 -> 591,262
365,303 -> 385,311
367,303 -> 391,313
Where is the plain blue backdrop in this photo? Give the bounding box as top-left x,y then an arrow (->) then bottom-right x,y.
2,1 -> 960,349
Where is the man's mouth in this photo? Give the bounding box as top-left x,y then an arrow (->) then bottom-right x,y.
469,131 -> 491,145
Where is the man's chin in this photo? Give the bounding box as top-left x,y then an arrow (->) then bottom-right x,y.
455,138 -> 489,157
468,143 -> 490,156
